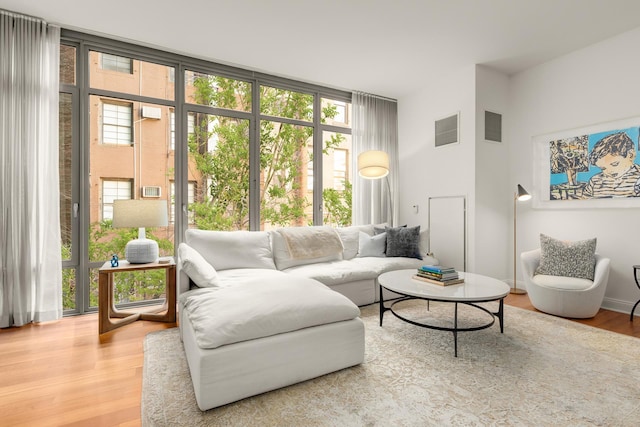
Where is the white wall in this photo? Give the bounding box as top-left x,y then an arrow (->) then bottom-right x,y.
475,66 -> 510,281
399,27 -> 640,313
397,65 -> 476,269
508,27 -> 640,312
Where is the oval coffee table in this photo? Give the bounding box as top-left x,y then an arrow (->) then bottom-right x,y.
378,269 -> 510,357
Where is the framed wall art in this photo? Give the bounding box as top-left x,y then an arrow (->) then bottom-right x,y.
532,116 -> 640,209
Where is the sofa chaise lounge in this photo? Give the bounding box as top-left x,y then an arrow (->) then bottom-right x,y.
177,224 -> 437,410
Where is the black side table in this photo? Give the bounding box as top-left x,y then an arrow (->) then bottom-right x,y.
631,265 -> 640,321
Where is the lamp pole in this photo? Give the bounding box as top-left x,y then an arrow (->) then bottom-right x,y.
512,184 -> 530,295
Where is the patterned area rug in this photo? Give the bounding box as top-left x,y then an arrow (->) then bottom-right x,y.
142,301 -> 640,426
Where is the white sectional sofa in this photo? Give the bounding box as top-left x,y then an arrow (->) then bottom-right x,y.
177,224 -> 437,410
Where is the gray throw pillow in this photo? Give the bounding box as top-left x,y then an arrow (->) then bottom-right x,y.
535,233 -> 597,280
386,225 -> 422,259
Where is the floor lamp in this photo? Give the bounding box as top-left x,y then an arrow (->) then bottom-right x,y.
512,184 -> 531,294
358,150 -> 393,225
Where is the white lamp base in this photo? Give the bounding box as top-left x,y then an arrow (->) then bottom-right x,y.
125,238 -> 159,264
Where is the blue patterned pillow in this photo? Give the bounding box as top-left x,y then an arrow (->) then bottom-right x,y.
386,225 -> 422,259
535,234 -> 596,280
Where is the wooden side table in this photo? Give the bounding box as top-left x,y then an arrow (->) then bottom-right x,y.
98,258 -> 176,334
631,265 -> 640,321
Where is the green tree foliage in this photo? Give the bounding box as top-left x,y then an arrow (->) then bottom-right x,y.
323,180 -> 352,226
188,75 -> 351,230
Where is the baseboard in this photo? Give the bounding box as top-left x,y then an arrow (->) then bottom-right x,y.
601,297 -> 636,315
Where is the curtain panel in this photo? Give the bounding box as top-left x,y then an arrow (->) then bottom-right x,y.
0,11 -> 62,327
352,91 -> 399,226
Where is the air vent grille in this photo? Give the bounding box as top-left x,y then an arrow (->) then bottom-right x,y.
142,186 -> 161,198
435,113 -> 459,147
485,111 -> 502,142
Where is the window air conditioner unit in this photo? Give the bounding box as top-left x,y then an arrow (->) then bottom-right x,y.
141,106 -> 162,119
142,186 -> 161,198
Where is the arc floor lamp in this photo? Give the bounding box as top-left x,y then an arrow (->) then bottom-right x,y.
513,184 -> 531,294
358,150 -> 393,224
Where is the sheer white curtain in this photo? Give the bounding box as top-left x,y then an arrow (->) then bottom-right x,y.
0,11 -> 62,327
352,91 -> 399,226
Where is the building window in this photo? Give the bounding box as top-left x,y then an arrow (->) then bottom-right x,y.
170,110 -> 175,150
102,180 -> 132,220
102,101 -> 132,145
333,148 -> 347,190
333,101 -> 347,124
307,159 -> 314,191
100,53 -> 133,74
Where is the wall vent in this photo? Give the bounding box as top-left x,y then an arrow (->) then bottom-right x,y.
141,106 -> 162,119
142,186 -> 161,198
435,113 -> 459,147
485,111 -> 502,142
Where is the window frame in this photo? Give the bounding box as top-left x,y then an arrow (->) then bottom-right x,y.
60,29 -> 356,316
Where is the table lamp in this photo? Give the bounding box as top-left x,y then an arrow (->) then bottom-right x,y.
112,199 -> 168,263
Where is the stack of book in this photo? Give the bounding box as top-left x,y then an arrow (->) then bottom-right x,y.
413,265 -> 464,286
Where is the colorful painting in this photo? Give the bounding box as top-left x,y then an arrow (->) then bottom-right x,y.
533,118 -> 640,209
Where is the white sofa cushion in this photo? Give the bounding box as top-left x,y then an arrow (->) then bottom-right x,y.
531,274 -> 594,291
271,227 -> 342,270
217,268 -> 288,287
335,227 -> 361,260
179,275 -> 360,349
283,260 -> 378,286
351,255 -> 436,275
184,229 -> 276,271
178,243 -> 222,288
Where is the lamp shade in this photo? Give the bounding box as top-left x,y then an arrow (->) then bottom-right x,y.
112,199 -> 168,228
358,150 -> 389,179
112,199 -> 168,263
516,184 -> 531,202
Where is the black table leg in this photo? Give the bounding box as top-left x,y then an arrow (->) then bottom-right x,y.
453,302 -> 458,357
498,298 -> 504,333
379,284 -> 384,326
632,266 -> 640,322
631,300 -> 640,321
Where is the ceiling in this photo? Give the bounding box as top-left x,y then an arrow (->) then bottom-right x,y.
3,0 -> 640,98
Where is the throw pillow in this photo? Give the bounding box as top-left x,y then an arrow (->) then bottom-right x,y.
178,243 -> 223,288
385,225 -> 422,259
373,224 -> 406,235
535,234 -> 597,280
357,231 -> 387,257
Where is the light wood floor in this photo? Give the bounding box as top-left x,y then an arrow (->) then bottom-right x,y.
1,295 -> 638,426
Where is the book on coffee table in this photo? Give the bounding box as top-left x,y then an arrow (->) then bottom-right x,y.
412,274 -> 464,286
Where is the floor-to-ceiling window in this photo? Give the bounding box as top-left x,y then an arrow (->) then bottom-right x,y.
60,30 -> 352,314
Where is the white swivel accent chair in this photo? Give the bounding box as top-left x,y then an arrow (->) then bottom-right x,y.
520,249 -> 610,319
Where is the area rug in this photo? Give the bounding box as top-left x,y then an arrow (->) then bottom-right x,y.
142,301 -> 640,426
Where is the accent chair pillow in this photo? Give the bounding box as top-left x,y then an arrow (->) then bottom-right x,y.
386,225 -> 422,259
178,243 -> 223,288
535,234 -> 597,280
357,231 -> 387,257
